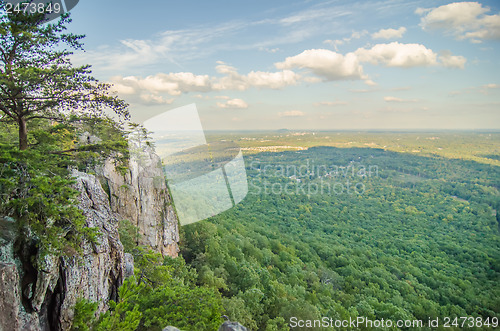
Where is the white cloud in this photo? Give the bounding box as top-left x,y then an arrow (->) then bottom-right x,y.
213,63 -> 300,90
417,2 -> 500,43
112,83 -> 136,95
112,73 -> 212,97
72,22 -> 255,72
372,27 -> 407,39
139,94 -> 173,105
323,31 -> 367,51
384,96 -> 418,103
354,43 -> 466,69
439,50 -> 467,69
355,42 -> 441,67
247,70 -> 300,89
259,47 -> 280,53
449,84 -> 500,96
275,49 -> 365,80
313,101 -> 348,106
217,98 -> 249,109
483,83 -> 499,89
323,39 -> 343,47
278,110 -> 305,117
279,7 -> 351,26
110,64 -> 300,102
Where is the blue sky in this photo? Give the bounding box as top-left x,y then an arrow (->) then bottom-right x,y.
67,0 -> 500,130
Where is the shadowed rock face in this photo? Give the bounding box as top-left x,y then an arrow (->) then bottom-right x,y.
0,171 -> 126,331
102,144 -> 179,258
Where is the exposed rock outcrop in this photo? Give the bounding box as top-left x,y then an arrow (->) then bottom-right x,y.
102,143 -> 179,257
55,171 -> 126,330
1,141 -> 181,330
218,321 -> 249,331
0,171 -> 126,331
162,327 -> 182,331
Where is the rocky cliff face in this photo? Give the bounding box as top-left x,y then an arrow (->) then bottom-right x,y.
101,144 -> 179,257
0,144 -> 180,330
0,171 -> 126,331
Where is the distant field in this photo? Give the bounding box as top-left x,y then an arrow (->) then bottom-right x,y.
206,131 -> 500,166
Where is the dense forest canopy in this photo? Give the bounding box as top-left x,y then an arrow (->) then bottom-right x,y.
180,138 -> 500,330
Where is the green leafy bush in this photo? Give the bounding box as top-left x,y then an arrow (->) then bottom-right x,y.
73,249 -> 224,331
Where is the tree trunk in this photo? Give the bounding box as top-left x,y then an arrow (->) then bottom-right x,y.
18,117 -> 28,150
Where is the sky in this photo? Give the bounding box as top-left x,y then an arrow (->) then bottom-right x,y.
66,0 -> 500,130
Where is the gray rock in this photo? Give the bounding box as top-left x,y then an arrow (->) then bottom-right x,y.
79,131 -> 102,145
102,140 -> 179,257
218,321 -> 248,331
163,326 -> 182,331
56,171 -> 126,330
0,171 -> 126,331
124,253 -> 135,278
0,263 -> 22,331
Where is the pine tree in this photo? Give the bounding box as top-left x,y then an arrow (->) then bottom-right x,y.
0,6 -> 128,151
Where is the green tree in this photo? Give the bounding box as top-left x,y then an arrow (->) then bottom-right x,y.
0,7 -> 128,151
75,249 -> 225,331
0,8 -> 129,258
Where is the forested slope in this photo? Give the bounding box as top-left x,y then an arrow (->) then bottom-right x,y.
182,146 -> 500,330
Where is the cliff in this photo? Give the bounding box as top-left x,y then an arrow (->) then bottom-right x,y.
0,171 -> 125,330
0,145 -> 180,331
101,143 -> 179,257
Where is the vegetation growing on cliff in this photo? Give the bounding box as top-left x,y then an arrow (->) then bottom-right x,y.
0,7 -> 129,258
73,248 -> 225,331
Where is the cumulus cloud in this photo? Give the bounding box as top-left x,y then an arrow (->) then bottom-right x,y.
216,98 -> 249,109
110,42 -> 465,107
275,49 -> 365,80
354,42 -> 466,69
372,27 -> 407,39
112,73 -> 212,97
384,96 -> 418,103
246,70 -> 300,89
139,94 -> 174,105
112,83 -> 136,95
278,110 -> 305,117
355,42 -> 438,67
439,50 -> 467,69
110,63 -> 300,103
213,63 -> 300,91
417,2 -> 500,43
